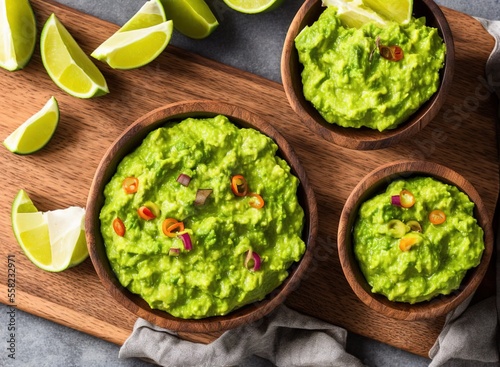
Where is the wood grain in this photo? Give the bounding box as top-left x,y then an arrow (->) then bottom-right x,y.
0,0 -> 498,358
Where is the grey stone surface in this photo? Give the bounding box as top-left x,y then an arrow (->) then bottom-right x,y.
2,0 -> 499,366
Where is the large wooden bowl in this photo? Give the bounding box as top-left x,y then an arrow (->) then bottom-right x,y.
281,0 -> 455,150
337,161 -> 493,320
85,100 -> 318,332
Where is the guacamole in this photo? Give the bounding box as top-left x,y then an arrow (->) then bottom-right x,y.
100,115 -> 306,319
353,177 -> 484,303
295,7 -> 446,131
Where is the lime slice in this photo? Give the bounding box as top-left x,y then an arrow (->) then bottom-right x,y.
3,96 -> 59,154
0,0 -> 37,71
92,21 -> 173,70
323,0 -> 387,28
222,0 -> 284,14
120,0 -> 166,31
362,0 -> 413,24
11,189 -> 88,272
92,0 -> 173,69
161,0 -> 218,39
40,13 -> 109,99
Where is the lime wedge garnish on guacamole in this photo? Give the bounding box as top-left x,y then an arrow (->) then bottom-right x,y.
362,0 -> 413,24
323,0 -> 387,28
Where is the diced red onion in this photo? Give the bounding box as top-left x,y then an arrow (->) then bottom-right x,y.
194,189 -> 213,206
178,233 -> 193,251
176,173 -> 191,187
244,250 -> 261,271
391,195 -> 401,206
169,248 -> 180,256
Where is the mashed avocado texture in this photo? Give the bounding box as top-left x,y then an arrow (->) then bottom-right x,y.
295,7 -> 446,131
100,115 -> 305,318
353,177 -> 484,303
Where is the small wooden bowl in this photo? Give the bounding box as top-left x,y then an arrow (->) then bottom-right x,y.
337,160 -> 493,320
281,0 -> 455,150
85,100 -> 318,332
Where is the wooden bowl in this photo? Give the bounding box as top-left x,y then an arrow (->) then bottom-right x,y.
337,160 -> 493,320
281,0 -> 455,150
85,100 -> 318,332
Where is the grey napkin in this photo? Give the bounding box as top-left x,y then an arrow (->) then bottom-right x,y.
120,18 -> 500,367
428,17 -> 500,367
119,305 -> 365,367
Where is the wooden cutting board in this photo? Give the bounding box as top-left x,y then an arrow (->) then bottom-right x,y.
1,0 -> 498,358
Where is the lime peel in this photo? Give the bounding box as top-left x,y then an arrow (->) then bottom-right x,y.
3,96 -> 59,155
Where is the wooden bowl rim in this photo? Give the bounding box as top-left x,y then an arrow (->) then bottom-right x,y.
85,99 -> 318,332
337,160 -> 493,320
281,0 -> 455,150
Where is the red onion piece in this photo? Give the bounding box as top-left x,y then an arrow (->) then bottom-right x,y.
194,189 -> 213,206
244,250 -> 261,271
391,195 -> 401,206
169,248 -> 180,256
178,233 -> 193,251
176,173 -> 191,187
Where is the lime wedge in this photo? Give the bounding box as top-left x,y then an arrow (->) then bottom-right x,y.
11,189 -> 88,272
323,0 -> 387,28
0,0 -> 37,71
92,0 -> 173,69
92,22 -> 173,70
222,0 -> 284,14
120,0 -> 166,31
3,96 -> 59,155
40,13 -> 109,99
160,0 -> 218,39
362,0 -> 413,24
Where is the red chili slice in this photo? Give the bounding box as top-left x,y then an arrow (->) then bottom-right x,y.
399,189 -> 415,208
379,45 -> 404,61
231,175 -> 248,197
429,210 -> 446,225
399,236 -> 419,252
248,193 -> 265,209
113,218 -> 125,237
162,218 -> 185,238
122,177 -> 139,194
137,206 -> 156,220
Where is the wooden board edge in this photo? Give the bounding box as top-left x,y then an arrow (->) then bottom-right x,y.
0,286 -> 130,345
9,0 -> 499,357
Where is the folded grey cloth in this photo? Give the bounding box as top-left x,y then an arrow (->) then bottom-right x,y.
428,17 -> 500,367
119,305 -> 365,367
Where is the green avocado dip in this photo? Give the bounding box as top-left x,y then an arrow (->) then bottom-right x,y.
294,7 -> 446,131
353,177 -> 484,303
99,115 -> 306,319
